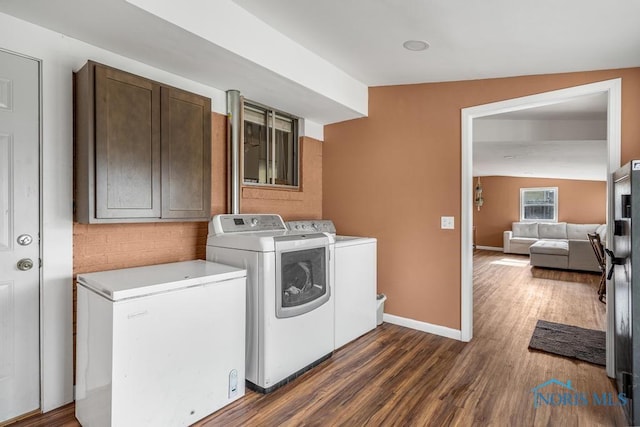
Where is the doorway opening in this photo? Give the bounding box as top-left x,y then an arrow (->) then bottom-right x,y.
461,79 -> 621,377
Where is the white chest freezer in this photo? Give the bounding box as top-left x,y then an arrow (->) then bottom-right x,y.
75,260 -> 246,427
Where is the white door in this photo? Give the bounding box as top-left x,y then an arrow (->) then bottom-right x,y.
0,50 -> 41,423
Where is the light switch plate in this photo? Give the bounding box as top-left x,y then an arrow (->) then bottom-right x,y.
441,216 -> 455,229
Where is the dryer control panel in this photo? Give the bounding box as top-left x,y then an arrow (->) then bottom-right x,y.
287,220 -> 336,235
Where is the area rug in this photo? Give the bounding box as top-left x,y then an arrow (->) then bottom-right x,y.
528,320 -> 606,366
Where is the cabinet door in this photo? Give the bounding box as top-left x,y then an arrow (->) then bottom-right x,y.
94,65 -> 161,219
161,87 -> 211,219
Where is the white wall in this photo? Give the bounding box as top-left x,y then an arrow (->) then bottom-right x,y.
0,11 -> 231,412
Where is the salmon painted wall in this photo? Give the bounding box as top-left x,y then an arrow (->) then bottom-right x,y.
473,176 -> 606,248
323,67 -> 640,331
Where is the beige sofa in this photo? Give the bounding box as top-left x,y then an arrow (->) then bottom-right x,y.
503,222 -> 606,272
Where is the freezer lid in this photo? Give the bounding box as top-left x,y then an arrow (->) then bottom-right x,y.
76,260 -> 246,301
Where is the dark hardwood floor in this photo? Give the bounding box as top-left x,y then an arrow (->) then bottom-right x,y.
6,250 -> 627,426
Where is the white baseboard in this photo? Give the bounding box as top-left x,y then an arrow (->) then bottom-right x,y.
382,313 -> 462,341
476,245 -> 503,251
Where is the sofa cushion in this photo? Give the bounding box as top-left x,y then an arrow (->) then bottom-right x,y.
513,222 -> 538,238
538,222 -> 567,239
530,240 -> 569,256
567,223 -> 600,240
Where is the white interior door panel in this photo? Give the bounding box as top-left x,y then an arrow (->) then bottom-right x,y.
0,49 -> 40,423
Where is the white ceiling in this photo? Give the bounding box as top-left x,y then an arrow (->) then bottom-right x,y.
234,0 -> 640,87
1,0 -> 638,119
0,0 -> 634,180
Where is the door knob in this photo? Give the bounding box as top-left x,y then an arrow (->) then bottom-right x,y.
17,258 -> 34,271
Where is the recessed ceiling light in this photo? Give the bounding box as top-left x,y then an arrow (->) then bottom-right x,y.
403,40 -> 430,51
504,155 -> 515,159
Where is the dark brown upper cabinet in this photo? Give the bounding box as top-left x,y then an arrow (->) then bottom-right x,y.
161,87 -> 211,219
74,61 -> 211,223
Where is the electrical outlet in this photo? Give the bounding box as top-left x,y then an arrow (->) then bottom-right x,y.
441,216 -> 455,229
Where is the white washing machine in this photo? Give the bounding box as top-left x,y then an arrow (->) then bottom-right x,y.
287,220 -> 377,349
206,214 -> 334,393
75,260 -> 247,426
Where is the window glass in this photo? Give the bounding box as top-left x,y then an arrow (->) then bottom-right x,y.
243,102 -> 299,187
520,187 -> 558,221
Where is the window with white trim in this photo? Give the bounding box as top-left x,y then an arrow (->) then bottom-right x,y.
520,187 -> 558,222
243,102 -> 299,188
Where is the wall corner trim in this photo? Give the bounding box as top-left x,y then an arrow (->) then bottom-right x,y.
382,313 -> 463,341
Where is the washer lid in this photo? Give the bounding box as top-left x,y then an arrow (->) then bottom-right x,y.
77,260 -> 246,301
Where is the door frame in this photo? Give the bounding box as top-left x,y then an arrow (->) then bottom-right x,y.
35,52 -> 43,414
460,79 -> 621,378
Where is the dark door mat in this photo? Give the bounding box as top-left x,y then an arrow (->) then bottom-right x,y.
528,319 -> 606,366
